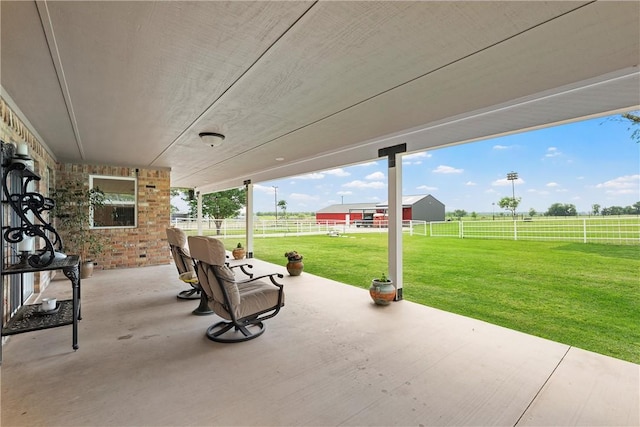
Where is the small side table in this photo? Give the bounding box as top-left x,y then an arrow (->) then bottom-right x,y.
1,255 -> 81,363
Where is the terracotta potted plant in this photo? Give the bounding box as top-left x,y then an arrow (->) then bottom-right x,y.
369,273 -> 395,305
232,242 -> 246,260
284,251 -> 303,276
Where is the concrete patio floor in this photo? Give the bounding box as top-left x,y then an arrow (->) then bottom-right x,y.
1,257 -> 638,426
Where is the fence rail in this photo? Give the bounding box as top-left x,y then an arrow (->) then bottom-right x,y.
430,217 -> 640,244
170,218 -> 428,237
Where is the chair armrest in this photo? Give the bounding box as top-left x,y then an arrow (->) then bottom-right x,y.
236,273 -> 284,287
228,263 -> 254,278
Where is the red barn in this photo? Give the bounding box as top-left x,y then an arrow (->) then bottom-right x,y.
315,203 -> 377,224
316,195 -> 445,225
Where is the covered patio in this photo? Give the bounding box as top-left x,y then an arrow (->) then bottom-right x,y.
1,258 -> 637,426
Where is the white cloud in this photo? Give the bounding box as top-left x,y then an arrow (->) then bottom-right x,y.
294,173 -> 325,180
324,168 -> 350,177
289,193 -> 319,201
595,174 -> 640,195
404,152 -> 431,160
493,145 -> 510,150
365,171 -> 385,180
343,180 -> 386,189
465,181 -> 477,186
336,190 -> 353,196
493,177 -> 525,186
433,165 -> 463,174
527,189 -> 550,195
546,182 -> 559,187
417,185 -> 438,191
356,161 -> 378,167
254,184 -> 277,194
545,147 -> 561,158
403,152 -> 431,165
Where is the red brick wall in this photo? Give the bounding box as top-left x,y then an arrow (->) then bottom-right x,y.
55,164 -> 172,269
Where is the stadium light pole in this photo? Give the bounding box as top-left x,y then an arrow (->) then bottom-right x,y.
507,172 -> 518,218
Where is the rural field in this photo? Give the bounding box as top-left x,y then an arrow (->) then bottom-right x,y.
220,233 -> 640,364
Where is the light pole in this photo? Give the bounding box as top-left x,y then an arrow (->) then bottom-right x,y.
272,186 -> 278,221
507,172 -> 518,218
492,202 -> 495,220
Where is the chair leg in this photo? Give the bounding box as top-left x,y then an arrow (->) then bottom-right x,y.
206,321 -> 265,343
192,291 -> 214,316
177,288 -> 200,300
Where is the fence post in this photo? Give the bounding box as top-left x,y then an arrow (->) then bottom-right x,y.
514,220 -> 518,241
583,219 -> 587,244
460,221 -> 464,239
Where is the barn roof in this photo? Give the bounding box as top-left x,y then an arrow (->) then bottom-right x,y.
317,203 -> 378,214
377,194 -> 441,208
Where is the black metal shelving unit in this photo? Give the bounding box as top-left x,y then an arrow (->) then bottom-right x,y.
0,141 -> 81,364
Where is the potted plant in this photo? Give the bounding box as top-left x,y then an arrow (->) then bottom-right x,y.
231,242 -> 246,259
52,180 -> 107,278
284,250 -> 303,276
369,273 -> 395,305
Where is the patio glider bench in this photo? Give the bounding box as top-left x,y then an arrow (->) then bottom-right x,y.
188,235 -> 285,343
166,227 -> 253,316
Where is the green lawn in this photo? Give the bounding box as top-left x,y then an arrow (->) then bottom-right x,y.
220,234 -> 640,363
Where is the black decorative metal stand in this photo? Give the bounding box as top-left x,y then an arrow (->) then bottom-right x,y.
1,143 -> 65,268
0,141 -> 81,364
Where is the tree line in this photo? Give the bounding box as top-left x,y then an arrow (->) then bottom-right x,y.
448,201 -> 640,220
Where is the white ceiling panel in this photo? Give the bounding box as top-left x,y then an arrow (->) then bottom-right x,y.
1,1 -> 638,194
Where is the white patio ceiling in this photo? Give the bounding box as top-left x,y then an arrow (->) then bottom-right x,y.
1,1 -> 638,194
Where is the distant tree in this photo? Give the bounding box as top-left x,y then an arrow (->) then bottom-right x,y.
470,211 -> 477,220
546,203 -> 577,216
185,188 -> 246,235
452,209 -> 467,220
277,199 -> 288,218
602,205 -> 631,216
498,196 -> 521,218
633,202 -> 640,215
591,204 -> 601,216
528,208 -> 537,217
621,111 -> 640,143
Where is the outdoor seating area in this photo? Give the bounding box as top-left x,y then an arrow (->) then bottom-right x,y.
1,256 -> 638,426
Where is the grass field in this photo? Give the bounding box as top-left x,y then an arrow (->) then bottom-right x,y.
220,233 -> 640,363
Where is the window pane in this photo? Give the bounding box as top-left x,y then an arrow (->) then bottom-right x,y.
91,176 -> 137,228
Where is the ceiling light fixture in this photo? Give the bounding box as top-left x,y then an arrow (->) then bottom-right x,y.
199,132 -> 226,148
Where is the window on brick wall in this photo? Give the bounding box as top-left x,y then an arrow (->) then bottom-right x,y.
90,175 -> 137,228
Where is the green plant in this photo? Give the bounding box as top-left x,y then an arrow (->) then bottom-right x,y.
284,251 -> 303,261
375,273 -> 390,282
52,180 -> 107,262
236,242 -> 243,249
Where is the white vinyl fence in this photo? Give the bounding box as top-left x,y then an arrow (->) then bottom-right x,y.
170,218 -> 428,237
430,217 -> 640,244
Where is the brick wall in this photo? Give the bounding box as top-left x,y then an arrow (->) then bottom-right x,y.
55,164 -> 172,269
2,96 -> 172,280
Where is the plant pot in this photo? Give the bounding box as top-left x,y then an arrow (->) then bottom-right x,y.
286,260 -> 303,276
232,248 -> 245,260
80,261 -> 95,279
369,279 -> 395,305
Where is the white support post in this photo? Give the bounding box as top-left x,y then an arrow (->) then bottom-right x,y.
379,143 -> 406,301
196,191 -> 203,236
244,180 -> 254,258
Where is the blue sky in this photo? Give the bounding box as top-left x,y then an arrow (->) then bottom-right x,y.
174,113 -> 640,215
